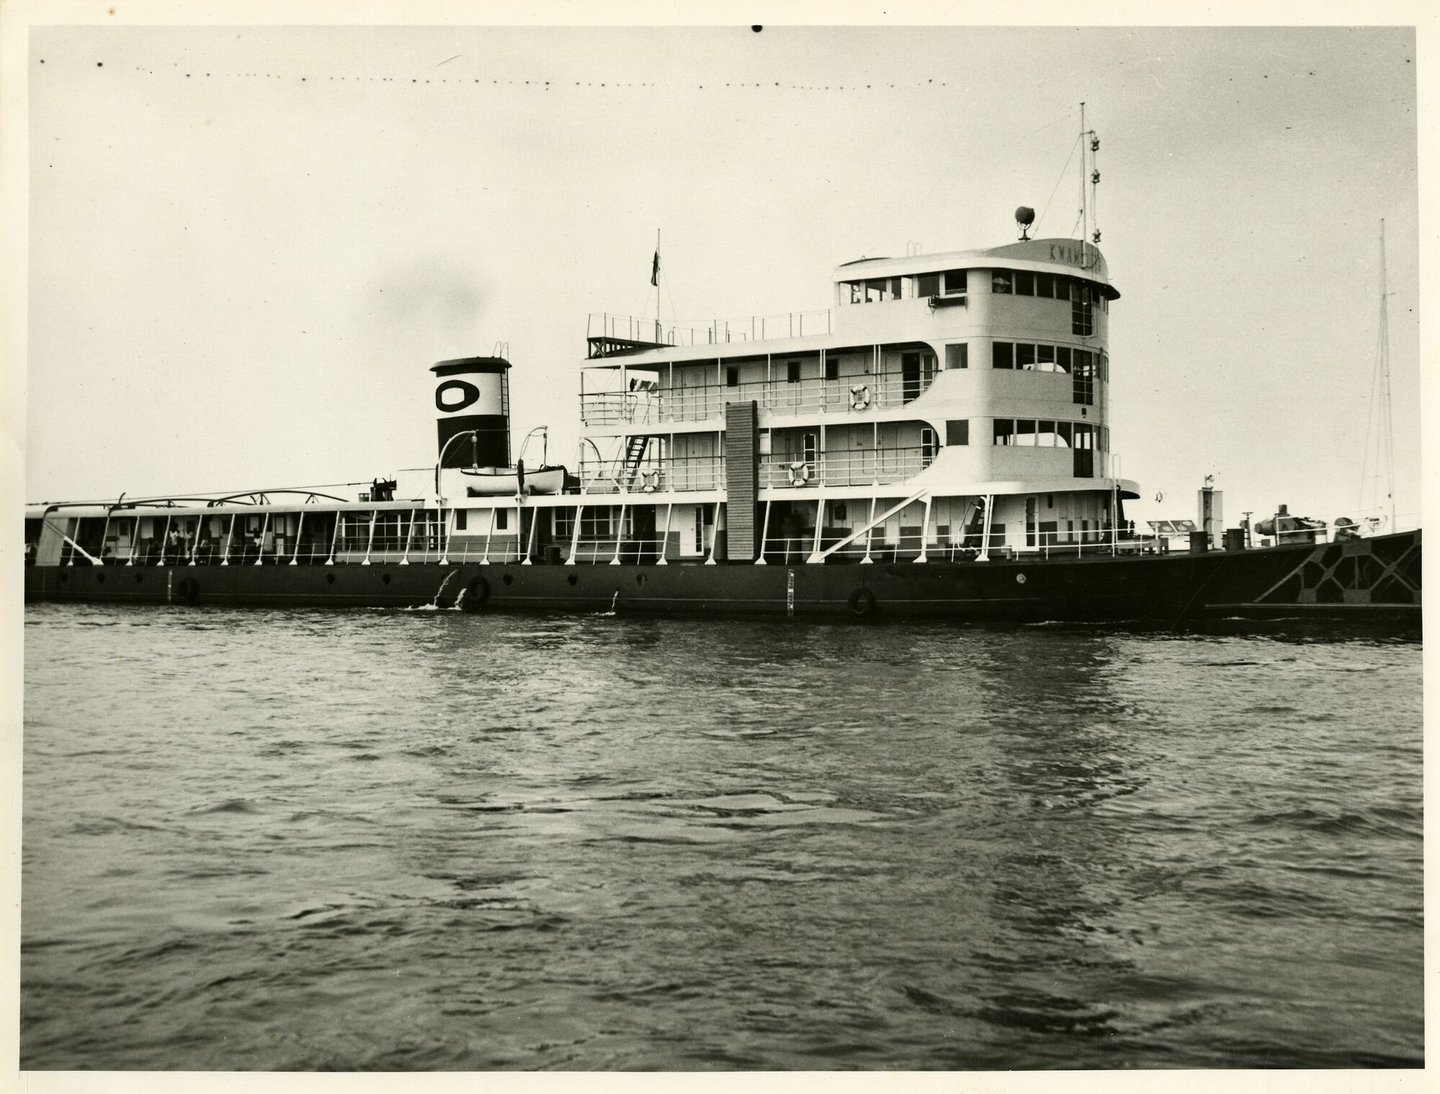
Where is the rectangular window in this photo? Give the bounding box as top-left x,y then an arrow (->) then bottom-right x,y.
1016,343 -> 1036,370
993,419 -> 1015,445
945,343 -> 968,369
496,508 -> 508,531
1036,345 -> 1056,371
1057,421 -> 1073,447
1015,271 -> 1035,295
1015,420 -> 1038,446
455,510 -> 468,530
1071,281 -> 1094,336
992,271 -> 1012,294
945,420 -> 969,445
787,360 -> 801,383
916,273 -> 940,297
943,269 -> 967,295
1036,273 -> 1054,298
1057,346 -> 1072,374
847,282 -> 862,305
1073,350 -> 1095,405
1036,421 -> 1058,447
992,342 -> 1014,369
803,432 -> 818,464
726,366 -> 739,387
824,357 -> 838,381
921,427 -> 937,466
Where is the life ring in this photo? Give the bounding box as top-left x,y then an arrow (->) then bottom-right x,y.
847,587 -> 876,618
640,470 -> 660,493
176,576 -> 199,605
461,574 -> 490,611
787,461 -> 811,487
850,384 -> 871,410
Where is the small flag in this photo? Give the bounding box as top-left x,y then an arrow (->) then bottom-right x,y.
651,250 -> 660,286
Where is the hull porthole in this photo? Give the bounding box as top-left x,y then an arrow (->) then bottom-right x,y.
462,574 -> 490,611
847,587 -> 876,618
176,576 -> 199,605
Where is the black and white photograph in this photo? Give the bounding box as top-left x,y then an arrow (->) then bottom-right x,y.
6,4 -> 1428,1087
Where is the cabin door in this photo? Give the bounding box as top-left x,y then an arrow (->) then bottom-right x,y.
902,352 -> 921,403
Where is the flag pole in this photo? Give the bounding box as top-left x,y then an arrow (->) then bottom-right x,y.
652,229 -> 661,344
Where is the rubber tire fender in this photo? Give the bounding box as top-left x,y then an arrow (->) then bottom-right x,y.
847,586 -> 876,618
462,574 -> 490,611
176,576 -> 199,606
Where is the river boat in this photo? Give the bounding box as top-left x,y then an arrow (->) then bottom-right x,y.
22,128 -> 1421,626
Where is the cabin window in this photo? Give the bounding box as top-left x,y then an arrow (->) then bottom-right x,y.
1016,343 -> 1036,370
916,273 -> 940,297
824,357 -> 838,381
945,343 -> 968,369
726,367 -> 739,387
943,269 -> 967,295
582,509 -> 612,539
846,282 -> 862,305
864,277 -> 900,303
1015,271 -> 1035,295
993,419 -> 1015,445
496,508 -> 508,531
786,360 -> 801,383
455,510 -> 468,531
992,342 -> 1014,369
946,420 -> 969,445
992,271 -> 1013,294
1014,420 -> 1038,446
803,432 -> 818,465
1036,273 -> 1055,298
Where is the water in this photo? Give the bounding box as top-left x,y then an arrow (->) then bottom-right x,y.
21,604 -> 1423,1071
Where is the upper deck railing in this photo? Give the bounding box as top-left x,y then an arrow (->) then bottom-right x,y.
587,309 -> 833,357
580,369 -> 925,426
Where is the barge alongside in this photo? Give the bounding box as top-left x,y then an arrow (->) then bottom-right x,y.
23,157 -> 1420,627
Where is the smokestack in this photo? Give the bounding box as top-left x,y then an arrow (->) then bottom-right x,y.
431,356 -> 511,469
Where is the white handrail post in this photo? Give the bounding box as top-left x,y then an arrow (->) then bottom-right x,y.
523,503 -> 540,565
99,512 -> 112,566
325,510 -> 342,567
807,496 -> 825,564
361,508 -> 377,565
288,511 -> 304,565
755,499 -> 772,564
861,496 -> 877,564
400,507 -> 415,565
610,504 -> 626,565
254,512 -> 270,566
566,504 -> 584,565
705,503 -> 720,565
656,502 -> 671,565
976,494 -> 994,562
914,495 -> 933,563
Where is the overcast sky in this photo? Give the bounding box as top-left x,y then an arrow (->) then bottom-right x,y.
13,15 -> 1427,532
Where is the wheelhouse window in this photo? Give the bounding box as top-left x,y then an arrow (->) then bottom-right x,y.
1071,282 -> 1095,336
916,272 -> 940,297
992,271 -> 1013,294
946,420 -> 969,445
943,269 -> 967,295
992,342 -> 1014,369
945,343 -> 968,369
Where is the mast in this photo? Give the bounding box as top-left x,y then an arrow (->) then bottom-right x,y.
1364,219 -> 1396,529
1078,104 -> 1101,267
